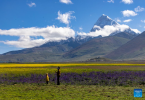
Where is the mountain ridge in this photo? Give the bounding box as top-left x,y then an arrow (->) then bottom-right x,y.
105,31 -> 145,60
62,32 -> 136,61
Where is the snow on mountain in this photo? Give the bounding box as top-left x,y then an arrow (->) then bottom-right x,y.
90,14 -> 141,36
91,14 -> 118,32
41,14 -> 141,47
39,36 -> 94,48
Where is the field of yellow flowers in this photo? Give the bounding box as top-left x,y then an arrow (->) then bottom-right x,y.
1,63 -> 145,76
1,63 -> 145,68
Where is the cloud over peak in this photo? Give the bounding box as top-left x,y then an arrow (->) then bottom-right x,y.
122,10 -> 137,17
78,24 -> 140,37
123,19 -> 132,22
115,18 -> 121,23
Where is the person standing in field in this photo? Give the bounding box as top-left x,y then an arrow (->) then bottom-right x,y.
46,73 -> 49,84
56,67 -> 61,85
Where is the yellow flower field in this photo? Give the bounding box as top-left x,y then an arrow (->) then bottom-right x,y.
1,63 -> 145,67
0,67 -> 100,76
0,63 -> 145,76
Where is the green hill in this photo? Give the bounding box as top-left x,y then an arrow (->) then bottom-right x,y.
62,32 -> 134,62
105,31 -> 145,60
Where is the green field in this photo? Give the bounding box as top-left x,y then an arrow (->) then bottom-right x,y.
0,63 -> 145,100
0,84 -> 144,100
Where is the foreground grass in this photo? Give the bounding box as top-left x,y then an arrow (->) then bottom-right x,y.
0,84 -> 144,100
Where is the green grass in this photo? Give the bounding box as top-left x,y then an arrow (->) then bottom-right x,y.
0,84 -> 144,100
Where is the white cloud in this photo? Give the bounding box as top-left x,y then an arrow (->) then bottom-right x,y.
135,6 -> 144,12
131,29 -> 141,33
79,27 -> 83,30
117,19 -> 121,23
122,10 -> 137,17
56,11 -> 76,26
144,26 -> 145,28
28,2 -> 36,7
77,24 -> 140,37
0,26 -> 75,48
59,0 -> 72,4
115,18 -> 121,22
122,0 -> 133,4
107,0 -> 114,3
123,19 -> 132,22
141,20 -> 145,23
93,25 -> 101,30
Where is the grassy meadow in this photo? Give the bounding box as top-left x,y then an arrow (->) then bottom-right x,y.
0,62 -> 145,99
1,84 -> 145,100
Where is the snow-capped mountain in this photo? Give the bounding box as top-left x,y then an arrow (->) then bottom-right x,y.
91,14 -> 118,32
28,14 -> 141,49
40,14 -> 140,47
90,14 -> 140,35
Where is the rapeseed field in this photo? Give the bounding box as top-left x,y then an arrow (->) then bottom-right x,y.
0,63 -> 145,76
1,63 -> 145,68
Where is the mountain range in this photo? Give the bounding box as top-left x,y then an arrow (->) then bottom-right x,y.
0,14 -> 144,62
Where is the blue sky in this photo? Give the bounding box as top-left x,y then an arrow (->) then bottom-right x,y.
0,0 -> 145,54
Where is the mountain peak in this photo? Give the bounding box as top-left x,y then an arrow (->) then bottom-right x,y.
102,14 -> 107,17
96,14 -> 118,27
101,14 -> 111,19
90,14 -> 140,35
90,15 -> 118,32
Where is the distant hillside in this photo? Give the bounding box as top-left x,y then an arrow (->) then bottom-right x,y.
0,32 -> 136,62
3,37 -> 94,55
114,32 -> 137,39
0,37 -> 95,62
62,32 -> 135,62
86,57 -> 112,62
105,31 -> 145,60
